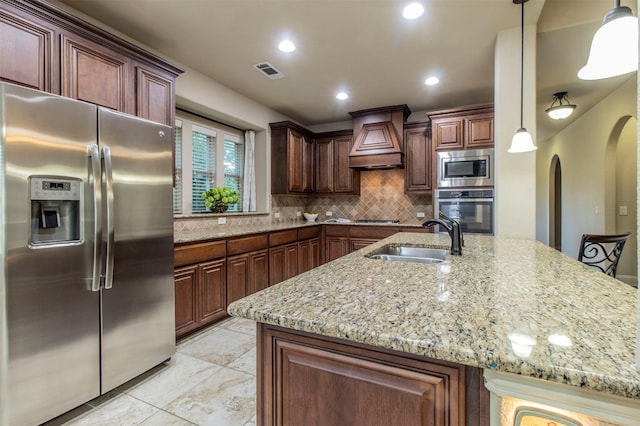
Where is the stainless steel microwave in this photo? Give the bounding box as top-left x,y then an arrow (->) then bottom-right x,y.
437,148 -> 494,188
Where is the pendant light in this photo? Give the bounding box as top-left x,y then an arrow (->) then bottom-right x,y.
578,0 -> 638,80
508,0 -> 537,154
545,92 -> 576,120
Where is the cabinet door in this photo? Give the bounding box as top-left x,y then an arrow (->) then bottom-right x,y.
269,245 -> 285,286
404,126 -> 431,193
61,32 -> 131,113
287,129 -> 304,192
466,113 -> 494,148
298,239 -> 311,275
135,64 -> 175,126
271,335 -> 452,426
249,249 -> 269,294
326,236 -> 349,262
200,259 -> 227,325
333,136 -> 358,193
315,138 -> 333,193
350,238 -> 377,253
284,242 -> 299,280
0,8 -> 56,92
432,117 -> 463,150
227,254 -> 249,305
310,237 -> 321,269
174,265 -> 198,338
302,136 -> 314,193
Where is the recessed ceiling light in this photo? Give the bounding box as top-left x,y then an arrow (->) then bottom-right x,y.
424,76 -> 439,86
278,40 -> 296,53
336,92 -> 349,100
403,3 -> 424,19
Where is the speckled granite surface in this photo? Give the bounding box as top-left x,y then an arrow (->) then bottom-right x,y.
227,232 -> 640,400
174,220 -> 424,243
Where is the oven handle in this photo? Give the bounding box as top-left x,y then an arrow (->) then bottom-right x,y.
436,198 -> 494,202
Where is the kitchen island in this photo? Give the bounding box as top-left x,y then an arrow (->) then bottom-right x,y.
228,233 -> 640,425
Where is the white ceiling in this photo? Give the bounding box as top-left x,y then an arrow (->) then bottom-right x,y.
59,0 -> 635,140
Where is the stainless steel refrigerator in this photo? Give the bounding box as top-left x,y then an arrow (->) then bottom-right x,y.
0,82 -> 175,426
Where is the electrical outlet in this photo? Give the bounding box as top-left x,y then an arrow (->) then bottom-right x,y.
326,211 -> 333,217
416,212 -> 425,218
296,211 -> 302,217
594,205 -> 599,215
619,205 -> 628,216
274,212 -> 281,219
217,217 -> 226,225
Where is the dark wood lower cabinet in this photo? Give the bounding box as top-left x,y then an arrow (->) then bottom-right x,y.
325,236 -> 349,262
269,243 -> 298,286
258,324 -> 489,426
227,249 -> 269,305
298,237 -> 320,275
174,259 -> 226,339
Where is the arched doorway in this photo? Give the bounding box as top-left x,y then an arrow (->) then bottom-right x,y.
604,115 -> 637,285
549,155 -> 562,251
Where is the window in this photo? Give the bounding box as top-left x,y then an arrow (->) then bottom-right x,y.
191,125 -> 217,213
173,122 -> 183,214
224,135 -> 244,212
174,114 -> 245,214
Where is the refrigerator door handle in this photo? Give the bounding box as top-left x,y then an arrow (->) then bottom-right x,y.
88,144 -> 102,292
102,146 -> 115,290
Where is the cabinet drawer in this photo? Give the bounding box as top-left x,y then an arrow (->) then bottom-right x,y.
349,226 -> 399,239
269,229 -> 298,246
174,241 -> 226,267
227,234 -> 268,256
324,225 -> 349,237
298,225 -> 321,240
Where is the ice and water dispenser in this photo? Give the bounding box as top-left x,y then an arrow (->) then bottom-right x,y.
29,176 -> 81,245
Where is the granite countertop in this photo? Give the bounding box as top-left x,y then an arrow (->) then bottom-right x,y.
174,220 -> 424,244
228,232 -> 640,400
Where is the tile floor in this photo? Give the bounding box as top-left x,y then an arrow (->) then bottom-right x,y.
44,317 -> 258,426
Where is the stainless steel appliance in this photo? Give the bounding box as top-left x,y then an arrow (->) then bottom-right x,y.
0,83 -> 175,426
436,148 -> 494,187
434,189 -> 494,235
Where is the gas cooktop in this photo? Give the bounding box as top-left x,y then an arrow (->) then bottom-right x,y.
354,219 -> 400,224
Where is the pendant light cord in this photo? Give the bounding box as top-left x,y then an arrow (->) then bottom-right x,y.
519,0 -> 524,129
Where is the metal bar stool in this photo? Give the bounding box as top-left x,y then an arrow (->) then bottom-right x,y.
577,232 -> 631,278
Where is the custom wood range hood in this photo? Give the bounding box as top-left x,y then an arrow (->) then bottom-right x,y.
348,104 -> 411,169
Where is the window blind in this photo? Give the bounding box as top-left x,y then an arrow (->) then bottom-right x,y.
224,135 -> 244,212
173,124 -> 183,214
191,129 -> 216,213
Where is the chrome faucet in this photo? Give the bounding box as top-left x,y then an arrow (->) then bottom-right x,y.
422,213 -> 463,255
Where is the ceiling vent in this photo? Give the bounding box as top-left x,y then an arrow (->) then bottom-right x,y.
253,62 -> 285,79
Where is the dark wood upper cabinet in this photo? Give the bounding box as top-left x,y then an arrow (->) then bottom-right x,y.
135,64 -> 175,126
315,131 -> 360,195
404,123 -> 432,193
429,104 -> 494,151
271,122 -> 315,194
0,6 -> 57,92
0,0 -> 182,127
61,31 -> 131,113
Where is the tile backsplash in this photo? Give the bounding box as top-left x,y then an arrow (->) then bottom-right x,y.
174,168 -> 432,237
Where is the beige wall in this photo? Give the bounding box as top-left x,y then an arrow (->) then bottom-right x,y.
494,23 -> 538,238
536,77 -> 637,270
615,117 -> 638,280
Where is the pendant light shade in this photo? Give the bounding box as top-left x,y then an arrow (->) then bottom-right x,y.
578,1 -> 638,80
545,92 -> 576,120
509,128 -> 537,153
509,0 -> 537,154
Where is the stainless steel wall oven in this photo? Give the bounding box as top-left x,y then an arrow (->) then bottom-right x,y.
434,189 -> 494,235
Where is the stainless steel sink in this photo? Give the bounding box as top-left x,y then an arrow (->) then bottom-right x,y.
366,245 -> 447,264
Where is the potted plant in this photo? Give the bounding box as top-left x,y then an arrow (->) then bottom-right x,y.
201,186 -> 240,213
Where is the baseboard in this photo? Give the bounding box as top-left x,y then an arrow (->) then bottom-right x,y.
617,275 -> 637,287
